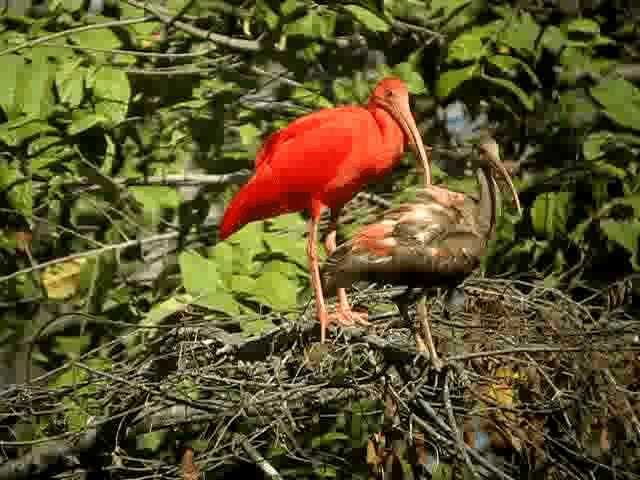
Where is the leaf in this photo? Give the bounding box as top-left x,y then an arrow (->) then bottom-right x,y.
16,57 -> 56,119
590,78 -> 640,131
129,186 -> 180,225
68,112 -> 105,136
252,271 -> 298,310
531,192 -> 573,240
487,55 -> 541,86
178,251 -> 241,315
70,25 -> 122,50
56,61 -> 85,108
482,74 -> 534,111
93,67 -> 131,126
600,220 -> 640,269
447,31 -> 486,62
557,90 -> 598,128
498,11 -> 541,56
436,65 -> 478,99
284,10 -> 337,39
539,25 -> 566,53
240,317 -> 274,337
179,250 -> 220,295
0,118 -> 56,147
263,232 -> 308,268
343,4 -> 390,32
41,259 -> 86,300
256,0 -> 279,30
312,432 -> 350,448
52,336 -> 91,359
144,297 -> 189,327
0,55 -> 25,120
566,18 -> 600,37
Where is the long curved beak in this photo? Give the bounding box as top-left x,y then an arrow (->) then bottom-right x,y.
374,96 -> 432,185
476,139 -> 522,214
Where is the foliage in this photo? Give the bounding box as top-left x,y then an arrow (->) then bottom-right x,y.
0,0 -> 639,477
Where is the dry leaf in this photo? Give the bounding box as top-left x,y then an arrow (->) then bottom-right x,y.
41,259 -> 86,300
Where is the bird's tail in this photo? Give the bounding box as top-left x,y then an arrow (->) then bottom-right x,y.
219,174 -> 289,240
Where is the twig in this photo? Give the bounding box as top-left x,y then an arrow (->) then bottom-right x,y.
124,0 -> 265,52
443,374 -> 478,479
235,434 -> 283,480
0,17 -> 155,56
0,232 -> 179,284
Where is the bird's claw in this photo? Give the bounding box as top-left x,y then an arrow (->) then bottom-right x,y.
328,307 -> 369,327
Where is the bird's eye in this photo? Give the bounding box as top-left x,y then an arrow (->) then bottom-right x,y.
386,90 -> 393,98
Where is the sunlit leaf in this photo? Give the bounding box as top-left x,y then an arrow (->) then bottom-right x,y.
253,271 -> 298,310
93,67 -> 131,126
42,259 -> 86,300
566,18 -> 600,37
498,11 -> 540,57
590,78 -> 640,131
531,192 -> 573,240
56,61 -> 85,108
600,220 -> 640,269
482,74 -> 534,111
343,4 -> 390,32
0,54 -> 25,119
447,31 -> 486,62
436,65 -> 478,98
284,10 -> 336,39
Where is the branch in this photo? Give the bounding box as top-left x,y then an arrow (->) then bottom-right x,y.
0,232 -> 179,284
124,0 -> 265,52
0,17 -> 154,57
235,434 -> 283,480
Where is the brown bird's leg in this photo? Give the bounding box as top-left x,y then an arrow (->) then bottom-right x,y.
416,295 -> 443,370
324,208 -> 369,327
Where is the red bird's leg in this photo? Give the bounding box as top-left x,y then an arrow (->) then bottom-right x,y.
324,209 -> 369,327
307,214 -> 330,343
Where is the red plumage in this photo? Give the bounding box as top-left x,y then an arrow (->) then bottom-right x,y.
218,78 -> 431,343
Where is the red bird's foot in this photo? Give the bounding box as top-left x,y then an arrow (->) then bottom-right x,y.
328,305 -> 369,327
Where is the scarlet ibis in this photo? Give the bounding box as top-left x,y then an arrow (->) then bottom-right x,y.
322,138 -> 522,368
218,78 -> 431,343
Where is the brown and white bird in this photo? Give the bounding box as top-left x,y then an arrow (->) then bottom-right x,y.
322,138 -> 522,368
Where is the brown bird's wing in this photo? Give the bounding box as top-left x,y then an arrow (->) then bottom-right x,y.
322,203 -> 484,295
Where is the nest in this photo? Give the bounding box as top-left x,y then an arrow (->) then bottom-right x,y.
1,276 -> 639,480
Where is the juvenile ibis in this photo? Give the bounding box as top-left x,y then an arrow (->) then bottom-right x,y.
322,138 -> 522,368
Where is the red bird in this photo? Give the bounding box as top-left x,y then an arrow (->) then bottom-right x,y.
218,78 -> 431,343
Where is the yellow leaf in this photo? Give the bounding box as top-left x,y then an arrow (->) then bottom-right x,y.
41,259 -> 85,300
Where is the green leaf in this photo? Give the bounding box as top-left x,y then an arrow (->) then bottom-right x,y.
498,11 -> 541,56
284,10 -> 337,39
144,296 -> 189,327
263,232 -> 308,268
61,0 -> 84,11
0,118 -> 56,147
557,90 -> 598,128
93,67 -> 131,126
52,336 -> 91,359
179,251 -> 241,315
56,61 -> 85,108
68,112 -> 105,136
129,186 -> 180,225
0,54 -> 26,120
539,25 -> 566,53
393,60 -> 427,94
482,74 -> 534,111
231,275 -> 258,295
566,18 -> 600,37
141,431 -> 166,452
280,0 -> 297,16
436,65 -> 478,98
590,78 -> 640,131
253,271 -> 298,310
0,159 -> 32,219
600,220 -> 640,269
240,317 -> 274,337
447,31 -> 486,62
16,57 -> 56,119
531,191 -> 573,240
343,4 -> 390,32
70,25 -> 122,50
487,55 -> 541,87
256,0 -> 279,30
311,432 -> 350,448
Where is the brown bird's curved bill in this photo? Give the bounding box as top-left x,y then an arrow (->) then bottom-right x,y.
373,96 -> 432,185
475,139 -> 522,215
